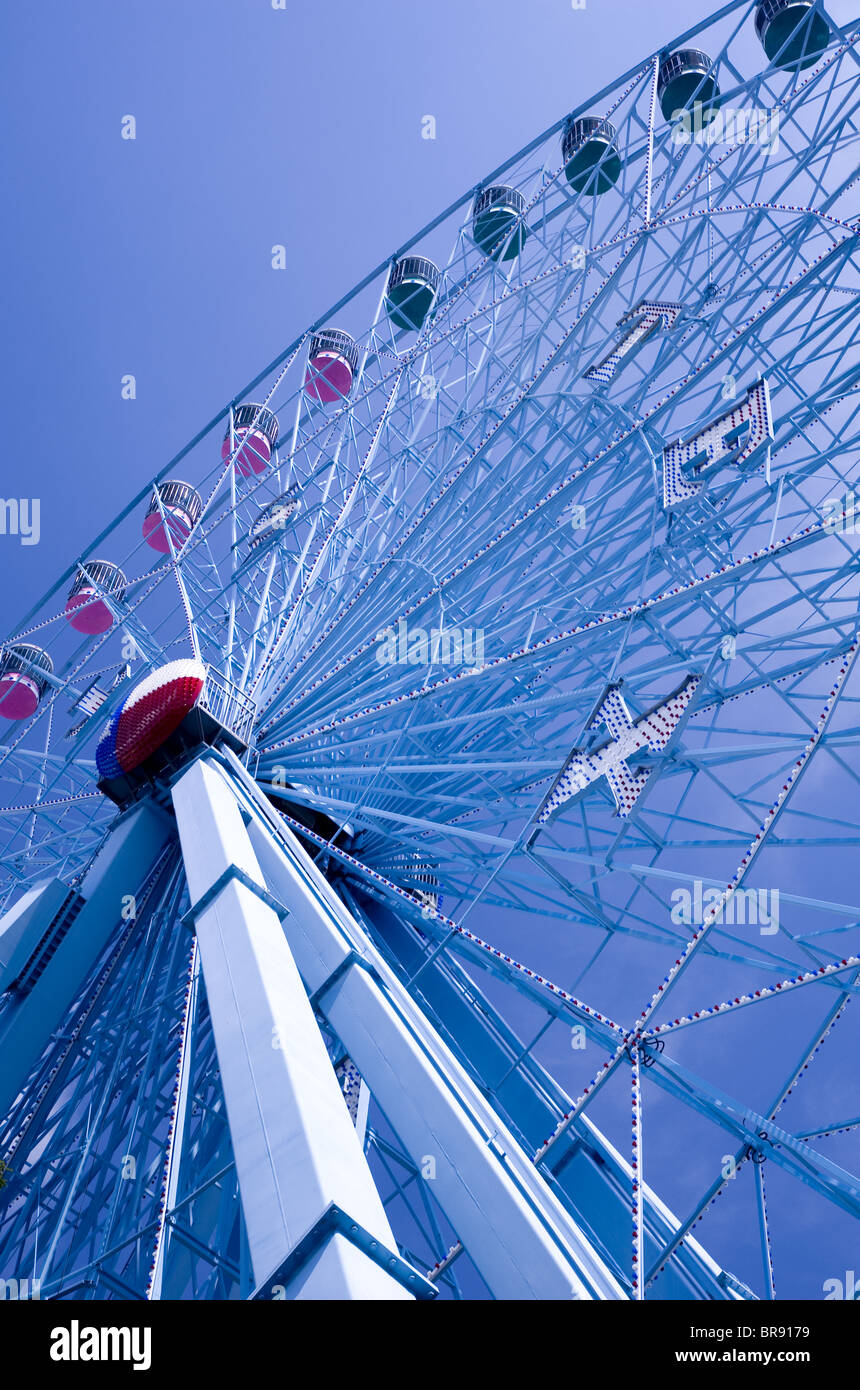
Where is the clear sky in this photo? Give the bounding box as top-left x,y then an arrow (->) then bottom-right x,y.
3,0 -> 859,1300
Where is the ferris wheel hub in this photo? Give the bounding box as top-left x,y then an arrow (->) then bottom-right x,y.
94,660 -> 255,808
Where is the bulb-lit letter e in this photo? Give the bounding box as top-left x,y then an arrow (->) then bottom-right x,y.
662,378 -> 773,509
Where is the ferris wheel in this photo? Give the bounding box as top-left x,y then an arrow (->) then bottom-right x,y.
0,0 -> 858,1302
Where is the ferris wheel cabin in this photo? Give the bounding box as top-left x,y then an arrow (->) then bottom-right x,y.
64,561 -> 126,636
385,256 -> 441,332
562,117 -> 622,195
142,480 -> 203,554
221,404 -> 280,477
304,330 -> 360,404
0,645 -> 53,721
472,186 -> 529,262
657,49 -> 721,122
755,0 -> 829,68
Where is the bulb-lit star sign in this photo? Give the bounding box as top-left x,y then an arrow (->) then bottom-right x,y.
662,377 -> 773,509
583,300 -> 682,386
533,674 -> 701,827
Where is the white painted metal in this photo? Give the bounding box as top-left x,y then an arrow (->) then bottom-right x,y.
171,758 -> 411,1300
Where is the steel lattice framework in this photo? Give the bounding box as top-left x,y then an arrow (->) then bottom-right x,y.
0,0 -> 858,1301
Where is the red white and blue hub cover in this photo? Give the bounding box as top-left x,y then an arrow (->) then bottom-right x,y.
96,659 -> 206,780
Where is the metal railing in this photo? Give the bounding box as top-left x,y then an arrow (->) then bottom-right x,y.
200,668 -> 257,745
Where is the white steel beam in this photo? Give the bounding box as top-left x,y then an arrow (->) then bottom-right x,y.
171,757 -> 413,1300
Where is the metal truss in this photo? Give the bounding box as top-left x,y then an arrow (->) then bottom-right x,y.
0,0 -> 858,1298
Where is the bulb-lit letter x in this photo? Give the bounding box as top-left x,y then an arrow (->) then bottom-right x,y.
532,674 -> 701,831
